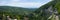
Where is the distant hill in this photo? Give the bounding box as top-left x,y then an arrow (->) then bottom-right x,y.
0,6 -> 37,15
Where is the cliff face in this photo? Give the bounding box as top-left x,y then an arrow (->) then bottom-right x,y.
33,0 -> 60,20
34,0 -> 60,15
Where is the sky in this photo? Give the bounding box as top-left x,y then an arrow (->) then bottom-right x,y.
0,0 -> 52,8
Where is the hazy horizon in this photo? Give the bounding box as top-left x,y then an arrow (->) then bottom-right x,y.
0,0 -> 52,8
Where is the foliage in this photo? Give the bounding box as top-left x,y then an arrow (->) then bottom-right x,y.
0,6 -> 36,20
55,2 -> 60,14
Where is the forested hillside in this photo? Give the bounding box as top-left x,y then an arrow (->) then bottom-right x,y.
0,6 -> 37,20
33,0 -> 60,20
0,6 -> 36,15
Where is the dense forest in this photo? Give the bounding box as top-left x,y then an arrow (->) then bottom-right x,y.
0,6 -> 37,20
0,0 -> 60,20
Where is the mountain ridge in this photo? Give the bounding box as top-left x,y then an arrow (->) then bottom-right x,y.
0,6 -> 37,15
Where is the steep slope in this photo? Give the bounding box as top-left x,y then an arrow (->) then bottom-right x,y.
33,0 -> 60,20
